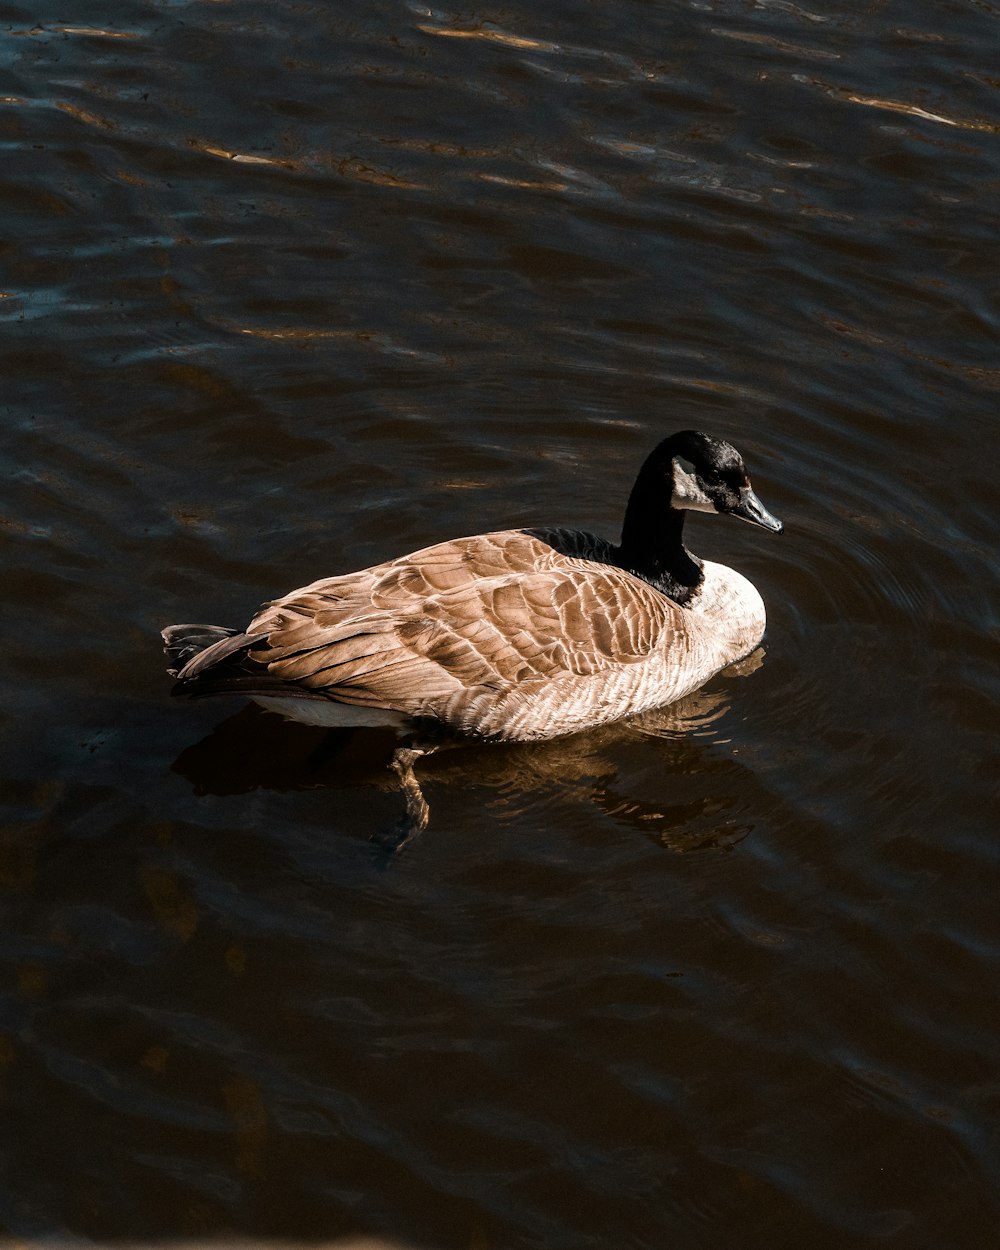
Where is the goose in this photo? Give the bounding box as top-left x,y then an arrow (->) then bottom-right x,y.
163,430 -> 782,834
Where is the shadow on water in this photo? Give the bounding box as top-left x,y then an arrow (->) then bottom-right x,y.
171,653 -> 765,857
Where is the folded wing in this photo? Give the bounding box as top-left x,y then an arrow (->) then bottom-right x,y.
243,530 -> 682,717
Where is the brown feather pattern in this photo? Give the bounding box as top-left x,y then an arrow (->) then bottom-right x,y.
174,528 -> 768,741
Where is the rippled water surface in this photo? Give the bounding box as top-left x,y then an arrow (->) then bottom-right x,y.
2,0 -> 999,1246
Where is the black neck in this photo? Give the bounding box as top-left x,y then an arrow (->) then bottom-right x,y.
612,454 -> 703,605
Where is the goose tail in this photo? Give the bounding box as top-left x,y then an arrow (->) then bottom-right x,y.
162,623 -> 256,680
163,623 -> 339,703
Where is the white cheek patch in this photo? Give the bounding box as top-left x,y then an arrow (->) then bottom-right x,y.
670,456 -> 717,514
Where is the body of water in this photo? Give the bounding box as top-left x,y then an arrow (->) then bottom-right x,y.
2,0 -> 999,1246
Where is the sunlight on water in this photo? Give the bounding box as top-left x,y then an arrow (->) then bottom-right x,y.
1,0 -> 998,1245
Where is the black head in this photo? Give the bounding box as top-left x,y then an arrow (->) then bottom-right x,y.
616,430 -> 783,604
659,430 -> 783,533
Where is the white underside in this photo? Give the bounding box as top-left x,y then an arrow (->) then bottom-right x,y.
253,696 -> 410,730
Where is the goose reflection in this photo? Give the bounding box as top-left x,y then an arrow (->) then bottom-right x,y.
171,650 -> 764,855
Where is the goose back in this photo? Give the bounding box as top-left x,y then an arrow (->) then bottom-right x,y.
228,529 -> 764,740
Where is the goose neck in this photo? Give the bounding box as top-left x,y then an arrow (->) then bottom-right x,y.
615,466 -> 702,603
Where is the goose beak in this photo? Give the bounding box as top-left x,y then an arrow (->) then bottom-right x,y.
732,487 -> 783,533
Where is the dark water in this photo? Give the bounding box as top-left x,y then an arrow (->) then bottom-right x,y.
2,0 -> 999,1246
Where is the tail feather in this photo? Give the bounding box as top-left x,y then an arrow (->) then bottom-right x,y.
161,623 -> 238,677
162,622 -> 262,681
164,618 -> 382,713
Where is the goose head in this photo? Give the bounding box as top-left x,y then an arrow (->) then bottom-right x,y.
666,430 -> 783,533
616,430 -> 782,603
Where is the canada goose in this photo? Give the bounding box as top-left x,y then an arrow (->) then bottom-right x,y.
164,430 -> 782,835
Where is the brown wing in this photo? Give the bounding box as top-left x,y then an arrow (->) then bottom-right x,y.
243,530 -> 682,715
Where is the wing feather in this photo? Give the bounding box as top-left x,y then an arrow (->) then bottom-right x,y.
233,530 -> 683,722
